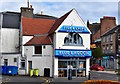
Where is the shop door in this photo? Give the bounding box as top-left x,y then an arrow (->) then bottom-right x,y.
28,61 -> 32,73
68,61 -> 77,77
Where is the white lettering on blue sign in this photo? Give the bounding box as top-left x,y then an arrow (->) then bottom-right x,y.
55,49 -> 92,58
58,25 -> 90,33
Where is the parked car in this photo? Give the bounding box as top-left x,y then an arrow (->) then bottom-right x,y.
90,64 -> 104,71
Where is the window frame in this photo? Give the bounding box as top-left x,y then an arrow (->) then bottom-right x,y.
34,46 -> 42,55
110,34 -> 113,42
64,33 -> 83,46
21,60 -> 25,69
107,36 -> 109,42
111,46 -> 113,53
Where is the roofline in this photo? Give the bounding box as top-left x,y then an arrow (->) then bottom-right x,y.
24,44 -> 53,46
101,25 -> 120,37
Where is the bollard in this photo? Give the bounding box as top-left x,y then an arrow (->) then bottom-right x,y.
88,71 -> 90,80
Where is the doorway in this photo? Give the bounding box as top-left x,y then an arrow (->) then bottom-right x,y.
28,61 -> 32,74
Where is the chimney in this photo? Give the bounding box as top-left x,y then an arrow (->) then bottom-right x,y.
20,5 -> 34,18
41,10 -> 43,15
87,20 -> 90,28
30,5 -> 32,8
100,16 -> 116,35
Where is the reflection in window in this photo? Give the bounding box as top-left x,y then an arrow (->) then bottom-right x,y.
64,33 -> 83,45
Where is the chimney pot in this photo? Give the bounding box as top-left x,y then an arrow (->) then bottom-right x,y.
41,11 -> 43,15
30,5 -> 32,8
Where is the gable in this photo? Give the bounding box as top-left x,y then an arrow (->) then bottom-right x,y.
55,9 -> 91,34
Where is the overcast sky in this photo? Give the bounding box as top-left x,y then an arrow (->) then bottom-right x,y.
0,0 -> 119,24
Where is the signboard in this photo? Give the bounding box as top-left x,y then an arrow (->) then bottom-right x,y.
58,25 -> 90,33
55,49 -> 92,58
102,56 -> 109,60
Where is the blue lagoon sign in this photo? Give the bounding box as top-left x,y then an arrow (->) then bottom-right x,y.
58,25 -> 90,33
55,49 -> 92,58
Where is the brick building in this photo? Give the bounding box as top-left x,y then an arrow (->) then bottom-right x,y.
101,25 -> 120,69
87,16 -> 116,47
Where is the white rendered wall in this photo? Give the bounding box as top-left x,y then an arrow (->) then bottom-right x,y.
24,45 -> 53,77
22,36 -> 33,56
54,9 -> 91,77
1,54 -> 20,66
1,28 -> 19,53
86,58 -> 90,77
54,57 -> 58,77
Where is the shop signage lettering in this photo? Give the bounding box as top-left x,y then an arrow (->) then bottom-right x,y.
58,25 -> 90,33
55,49 -> 92,58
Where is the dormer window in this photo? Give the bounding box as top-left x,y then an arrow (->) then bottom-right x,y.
64,33 -> 83,45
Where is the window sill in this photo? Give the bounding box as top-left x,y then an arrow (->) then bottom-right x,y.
32,54 -> 42,57
63,44 -> 84,46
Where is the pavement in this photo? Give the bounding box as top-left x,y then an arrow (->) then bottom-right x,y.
1,69 -> 120,84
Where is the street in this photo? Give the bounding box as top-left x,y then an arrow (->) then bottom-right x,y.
1,70 -> 120,84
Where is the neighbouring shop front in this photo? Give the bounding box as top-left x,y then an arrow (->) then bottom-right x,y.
101,56 -> 114,69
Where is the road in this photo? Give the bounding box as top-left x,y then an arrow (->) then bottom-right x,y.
90,70 -> 120,81
1,70 -> 120,84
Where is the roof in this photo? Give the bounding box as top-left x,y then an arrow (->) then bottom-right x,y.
89,23 -> 101,35
101,25 -> 120,37
48,9 -> 73,35
34,14 -> 58,20
22,17 -> 55,35
25,36 -> 52,45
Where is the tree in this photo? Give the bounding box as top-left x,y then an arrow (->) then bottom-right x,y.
91,47 -> 104,64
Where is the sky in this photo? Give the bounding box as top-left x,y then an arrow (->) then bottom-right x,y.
0,0 -> 119,24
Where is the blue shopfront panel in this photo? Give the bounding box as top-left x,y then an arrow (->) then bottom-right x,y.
55,49 -> 92,58
58,25 -> 90,34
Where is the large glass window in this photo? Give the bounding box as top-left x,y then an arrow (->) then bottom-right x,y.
110,34 -> 113,42
64,33 -> 83,45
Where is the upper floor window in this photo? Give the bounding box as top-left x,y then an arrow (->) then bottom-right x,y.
107,46 -> 109,54
64,33 -> 83,45
34,46 -> 42,54
103,37 -> 105,42
119,45 -> 120,52
111,46 -> 113,53
110,34 -> 113,42
103,46 -> 105,54
118,32 -> 120,40
107,36 -> 109,42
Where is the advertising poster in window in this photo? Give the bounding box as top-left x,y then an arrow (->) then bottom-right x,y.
79,62 -> 83,72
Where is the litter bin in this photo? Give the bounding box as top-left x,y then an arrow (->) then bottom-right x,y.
2,66 -> 8,75
30,69 -> 34,77
7,66 -> 18,75
34,69 -> 39,77
68,69 -> 72,80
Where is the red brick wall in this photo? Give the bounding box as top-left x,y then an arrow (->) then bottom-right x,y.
100,16 -> 116,36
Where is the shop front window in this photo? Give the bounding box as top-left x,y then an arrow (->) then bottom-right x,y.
64,33 -> 83,45
58,60 -> 86,77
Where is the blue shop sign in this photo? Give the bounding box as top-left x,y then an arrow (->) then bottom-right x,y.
55,49 -> 92,58
58,25 -> 90,33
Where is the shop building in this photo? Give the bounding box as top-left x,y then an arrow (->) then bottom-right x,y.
21,8 -> 92,78
0,6 -> 92,78
101,25 -> 120,69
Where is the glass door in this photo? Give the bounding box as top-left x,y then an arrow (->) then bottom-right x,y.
68,61 -> 77,77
